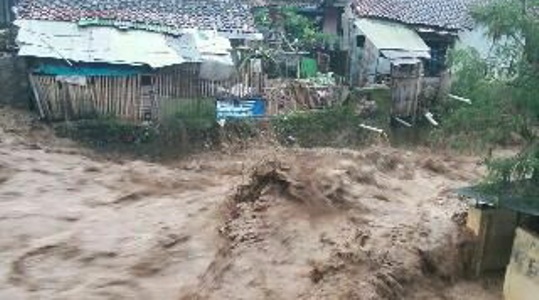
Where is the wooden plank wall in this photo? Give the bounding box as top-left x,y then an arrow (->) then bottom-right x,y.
30,74 -> 142,121
390,63 -> 422,119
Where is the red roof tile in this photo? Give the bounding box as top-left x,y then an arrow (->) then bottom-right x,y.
17,0 -> 259,34
353,0 -> 477,30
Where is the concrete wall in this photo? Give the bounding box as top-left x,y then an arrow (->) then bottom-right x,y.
466,207 -> 518,276
504,227 -> 539,300
0,55 -> 30,108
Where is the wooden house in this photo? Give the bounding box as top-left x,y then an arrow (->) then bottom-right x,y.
15,0 -> 264,122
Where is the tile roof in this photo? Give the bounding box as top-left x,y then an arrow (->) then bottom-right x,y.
260,0 -> 323,8
16,0 -> 259,36
352,0 -> 477,30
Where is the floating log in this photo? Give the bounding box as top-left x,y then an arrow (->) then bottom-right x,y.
28,74 -> 45,119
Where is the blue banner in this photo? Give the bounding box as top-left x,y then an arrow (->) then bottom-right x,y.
216,98 -> 266,120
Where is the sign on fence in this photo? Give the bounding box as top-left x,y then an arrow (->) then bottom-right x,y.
216,98 -> 265,121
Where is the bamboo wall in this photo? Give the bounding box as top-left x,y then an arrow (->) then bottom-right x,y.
154,63 -> 200,99
30,74 -> 142,121
29,62 -> 266,122
155,62 -> 265,121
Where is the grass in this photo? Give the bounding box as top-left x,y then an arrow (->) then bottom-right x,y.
159,98 -> 216,130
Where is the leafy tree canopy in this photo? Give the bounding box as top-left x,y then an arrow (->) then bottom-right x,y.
253,6 -> 335,50
441,0 -> 539,186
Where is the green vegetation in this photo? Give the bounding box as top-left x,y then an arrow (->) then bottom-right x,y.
54,118 -> 158,146
52,99 -> 267,159
273,105 -> 376,148
159,98 -> 215,130
254,7 -> 336,50
54,98 -> 217,159
437,0 -> 539,189
430,48 -> 526,150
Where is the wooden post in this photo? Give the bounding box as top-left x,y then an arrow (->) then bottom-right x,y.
28,74 -> 45,119
412,62 -> 423,122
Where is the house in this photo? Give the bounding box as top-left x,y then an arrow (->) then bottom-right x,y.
15,0 -> 265,122
344,0 -> 476,84
250,0 -> 356,82
338,0 -> 479,119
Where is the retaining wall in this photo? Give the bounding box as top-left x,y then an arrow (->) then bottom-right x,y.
504,227 -> 539,300
0,55 -> 29,108
466,207 -> 518,276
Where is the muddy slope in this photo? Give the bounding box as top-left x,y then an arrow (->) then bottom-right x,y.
0,108 -> 501,299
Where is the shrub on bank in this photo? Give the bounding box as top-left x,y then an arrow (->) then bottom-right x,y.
54,118 -> 157,146
272,105 -> 374,148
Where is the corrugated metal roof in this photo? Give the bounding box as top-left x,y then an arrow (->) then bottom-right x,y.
355,18 -> 431,58
15,19 -> 233,68
381,50 -> 430,60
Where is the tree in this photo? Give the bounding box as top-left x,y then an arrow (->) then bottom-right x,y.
443,0 -> 539,189
253,6 -> 336,50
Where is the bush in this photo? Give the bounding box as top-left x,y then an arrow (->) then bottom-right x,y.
272,105 -> 374,148
54,118 -> 157,146
430,48 -> 530,151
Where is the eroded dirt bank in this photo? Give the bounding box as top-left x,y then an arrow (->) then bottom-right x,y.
0,108 -> 502,299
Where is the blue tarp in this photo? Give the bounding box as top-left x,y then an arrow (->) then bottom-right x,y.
33,63 -> 149,76
216,98 -> 266,120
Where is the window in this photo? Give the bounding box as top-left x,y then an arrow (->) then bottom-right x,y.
424,47 -> 447,77
421,37 -> 450,77
356,35 -> 365,48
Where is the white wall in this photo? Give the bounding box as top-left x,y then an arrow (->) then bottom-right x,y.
456,26 -> 494,58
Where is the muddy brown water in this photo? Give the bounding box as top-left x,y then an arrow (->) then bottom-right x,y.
0,108 -> 502,299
